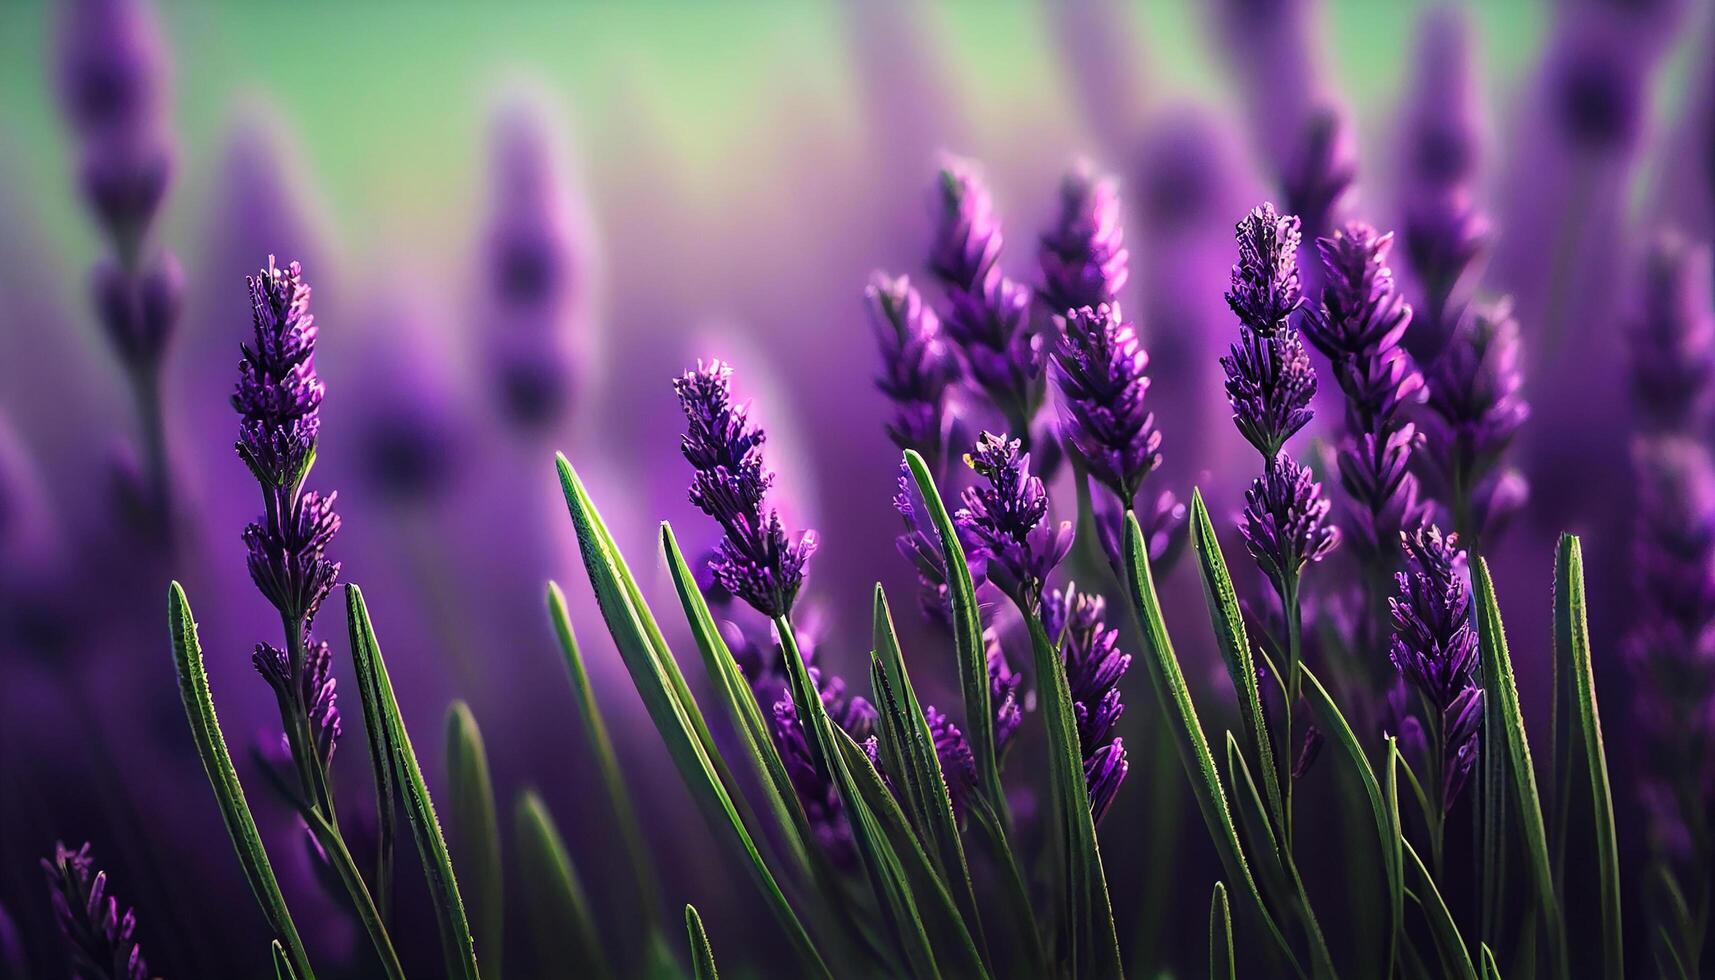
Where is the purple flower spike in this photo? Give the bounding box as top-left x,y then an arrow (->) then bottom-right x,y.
41,842 -> 150,980
956,431 -> 1073,610
1043,587 -> 1131,823
1388,525 -> 1482,810
254,640 -> 341,769
1307,222 -> 1429,562
1282,107 -> 1357,247
675,360 -> 817,619
1054,304 -> 1162,504
867,273 -> 962,461
924,705 -> 978,811
1226,203 -> 1304,335
235,259 -> 340,629
929,157 -> 1005,290
771,672 -> 877,867
1038,161 -> 1130,316
1629,235 -> 1714,434
1222,319 -> 1318,461
986,627 -> 1025,753
1242,455 -> 1340,590
1422,299 -> 1529,539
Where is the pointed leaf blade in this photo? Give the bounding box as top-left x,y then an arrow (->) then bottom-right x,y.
446,701 -> 504,979
686,905 -> 720,980
514,791 -> 613,980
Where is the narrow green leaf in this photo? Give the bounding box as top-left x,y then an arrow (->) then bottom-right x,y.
903,449 -> 1004,810
168,582 -> 316,980
1118,517 -> 1304,977
1023,612 -> 1124,979
685,905 -> 719,980
351,583 -> 400,927
347,585 -> 481,980
778,615 -> 990,979
1403,839 -> 1477,980
272,940 -> 298,980
556,455 -> 830,979
1470,558 -> 1566,979
1223,737 -> 1334,978
869,586 -> 985,953
547,582 -> 667,934
1481,944 -> 1503,980
1210,882 -> 1234,980
296,803 -> 405,980
514,791 -> 612,980
1551,536 -> 1622,979
964,793 -> 1049,979
1302,665 -> 1403,979
1189,491 -> 1285,838
446,702 -> 504,980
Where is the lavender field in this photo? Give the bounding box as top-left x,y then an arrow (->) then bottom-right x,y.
1,0 -> 1712,977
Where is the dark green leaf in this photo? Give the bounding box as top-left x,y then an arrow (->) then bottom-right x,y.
556,455 -> 830,978
1210,882 -> 1233,980
446,702 -> 504,979
1189,491 -> 1285,838
869,586 -> 985,952
1403,839 -> 1476,980
1481,944 -> 1503,980
1117,517 -> 1303,977
514,790 -> 612,980
272,940 -> 297,980
686,905 -> 719,980
1470,558 -> 1566,978
168,583 -> 316,980
903,449 -> 1004,810
547,582 -> 667,934
347,584 -> 481,980
1551,536 -> 1622,979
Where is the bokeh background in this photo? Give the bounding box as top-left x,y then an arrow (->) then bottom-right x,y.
2,0 -> 1711,977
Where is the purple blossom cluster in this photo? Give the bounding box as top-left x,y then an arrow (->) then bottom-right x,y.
770,669 -> 878,867
1043,588 -> 1131,824
1038,162 -> 1130,316
1420,300 -> 1530,544
866,273 -> 961,464
675,360 -> 817,620
40,842 -> 150,980
955,431 -> 1073,611
1388,526 -> 1483,811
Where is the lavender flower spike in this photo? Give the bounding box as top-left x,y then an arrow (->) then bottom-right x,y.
1628,235 -> 1714,435
1422,299 -> 1530,543
1038,161 -> 1130,316
1054,304 -> 1162,504
1241,454 -> 1340,590
234,258 -> 342,790
41,842 -> 151,980
1388,526 -> 1482,810
1222,204 -> 1317,461
771,673 -> 877,866
956,431 -> 1073,611
866,272 -> 961,462
675,360 -> 817,619
1044,587 -> 1132,824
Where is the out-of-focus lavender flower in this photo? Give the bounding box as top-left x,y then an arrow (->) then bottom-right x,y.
234,259 -> 343,802
1421,300 -> 1530,543
986,627 -> 1025,753
1038,162 -> 1129,316
40,842 -> 151,980
1306,223 -> 1429,564
929,159 -> 1043,434
1546,20 -> 1647,157
1281,107 -> 1357,250
1388,526 -> 1482,810
866,273 -> 961,464
1043,587 -> 1131,823
770,672 -> 877,866
484,96 -> 581,433
924,704 -> 977,811
1241,455 -> 1340,590
675,360 -> 816,619
1054,304 -> 1161,503
956,431 -> 1073,610
1629,236 -> 1715,434
892,462 -> 962,626
1396,5 -> 1490,362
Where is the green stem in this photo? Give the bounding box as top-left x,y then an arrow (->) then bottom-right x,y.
301,807 -> 406,980
1282,575 -> 1304,851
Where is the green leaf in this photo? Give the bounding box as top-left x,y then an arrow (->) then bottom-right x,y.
514,790 -> 612,980
347,584 -> 482,980
446,701 -> 504,980
354,580 -> 399,927
1480,944 -> 1503,980
555,455 -> 830,979
869,586 -> 985,952
1022,611 -> 1123,979
272,941 -> 298,980
1403,839 -> 1476,980
1117,517 -> 1304,977
903,449 -> 1004,810
964,792 -> 1049,979
1551,536 -> 1622,979
547,582 -> 667,936
778,616 -> 991,980
1189,491 -> 1285,839
1470,557 -> 1566,978
1210,882 -> 1234,980
1301,665 -> 1403,979
685,905 -> 719,980
168,583 -> 316,980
